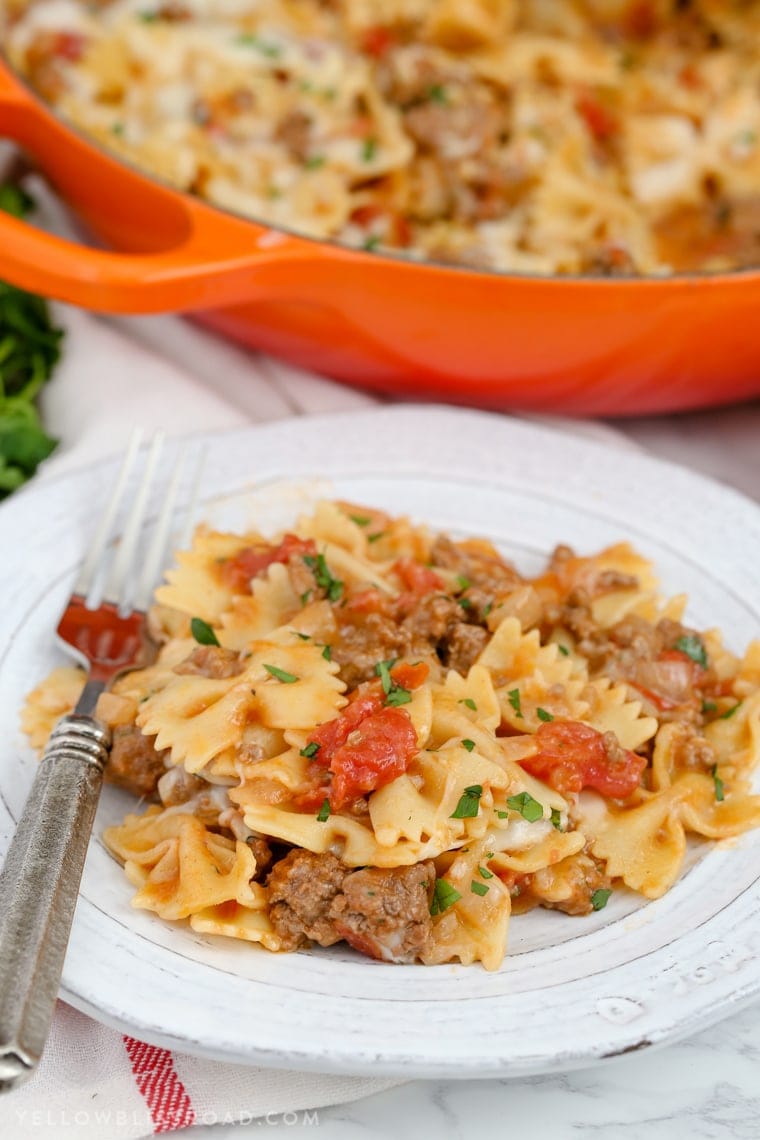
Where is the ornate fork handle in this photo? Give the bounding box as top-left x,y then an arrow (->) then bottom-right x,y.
0,703 -> 110,1092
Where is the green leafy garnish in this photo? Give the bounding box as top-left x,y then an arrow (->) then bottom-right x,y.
536,707 -> 554,722
264,663 -> 299,684
450,785 -> 483,819
456,575 -> 471,591
428,83 -> 449,105
462,739 -> 475,752
551,808 -> 563,831
712,764 -> 725,802
720,702 -> 742,719
316,798 -> 331,822
674,634 -> 708,669
300,742 -> 319,759
350,514 -> 371,527
702,700 -> 717,714
478,865 -> 494,880
0,187 -> 62,496
367,530 -> 386,543
375,658 -> 411,707
507,689 -> 523,718
235,32 -> 281,56
303,553 -> 344,601
470,880 -> 489,897
190,617 -> 220,646
321,644 -> 332,661
305,154 -> 326,170
506,792 -> 543,823
591,888 -> 612,911
459,698 -> 477,711
430,879 -> 461,915
557,644 -> 570,656
458,597 -> 473,610
361,137 -> 378,162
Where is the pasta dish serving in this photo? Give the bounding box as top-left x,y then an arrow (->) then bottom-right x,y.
3,0 -> 760,276
22,499 -> 760,969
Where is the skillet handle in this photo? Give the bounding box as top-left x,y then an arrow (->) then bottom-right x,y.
0,63 -> 331,313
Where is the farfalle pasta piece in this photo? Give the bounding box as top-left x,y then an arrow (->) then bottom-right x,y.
137,639 -> 345,773
155,527 -> 257,622
423,841 -> 511,970
219,563 -> 302,649
103,807 -> 267,923
21,665 -> 85,750
581,677 -> 658,753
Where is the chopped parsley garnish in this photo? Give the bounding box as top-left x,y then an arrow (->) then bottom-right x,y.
305,154 -> 326,169
235,32 -> 281,56
264,663 -> 299,684
190,617 -> 220,647
450,785 -> 483,819
430,879 -> 461,915
295,631 -> 311,641
361,137 -> 378,162
316,798 -> 331,822
111,122 -> 125,136
138,9 -> 159,20
720,702 -> 742,719
712,764 -> 725,802
0,186 -> 62,497
300,589 -> 312,606
456,575 -> 471,591
321,644 -> 332,661
300,742 -> 319,759
367,529 -> 386,543
462,739 -> 475,752
702,700 -> 717,714
303,553 -> 344,602
674,635 -> 708,669
591,888 -> 612,911
507,689 -> 524,718
478,865 -> 494,880
428,83 -> 449,105
506,792 -> 543,823
496,810 -> 509,819
350,514 -> 371,527
482,602 -> 492,618
459,698 -> 477,711
375,658 -> 411,707
458,597 -> 473,610
551,808 -> 563,831
470,881 -> 489,897
363,235 -> 381,252
536,707 -> 554,722
557,644 -> 570,656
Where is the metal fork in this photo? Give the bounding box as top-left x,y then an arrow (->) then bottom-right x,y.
0,432 -> 190,1093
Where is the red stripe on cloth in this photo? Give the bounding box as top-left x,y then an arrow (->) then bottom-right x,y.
123,1036 -> 196,1133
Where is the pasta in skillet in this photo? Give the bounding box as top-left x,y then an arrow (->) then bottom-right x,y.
4,0 -> 760,275
22,500 -> 760,969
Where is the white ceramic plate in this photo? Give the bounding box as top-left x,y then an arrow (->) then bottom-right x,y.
2,406 -> 760,1079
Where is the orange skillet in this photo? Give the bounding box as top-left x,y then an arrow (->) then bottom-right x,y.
1,58 -> 760,417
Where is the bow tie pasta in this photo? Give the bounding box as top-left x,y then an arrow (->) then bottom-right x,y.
22,500 -> 760,969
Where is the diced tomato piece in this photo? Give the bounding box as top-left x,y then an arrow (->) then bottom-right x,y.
304,662 -> 427,780
390,660 -> 429,690
53,30 -> 87,61
307,688 -> 386,767
393,558 -> 445,594
521,721 -> 646,799
219,534 -> 316,593
344,588 -> 392,615
361,25 -> 397,58
329,706 -> 418,810
576,91 -> 619,142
